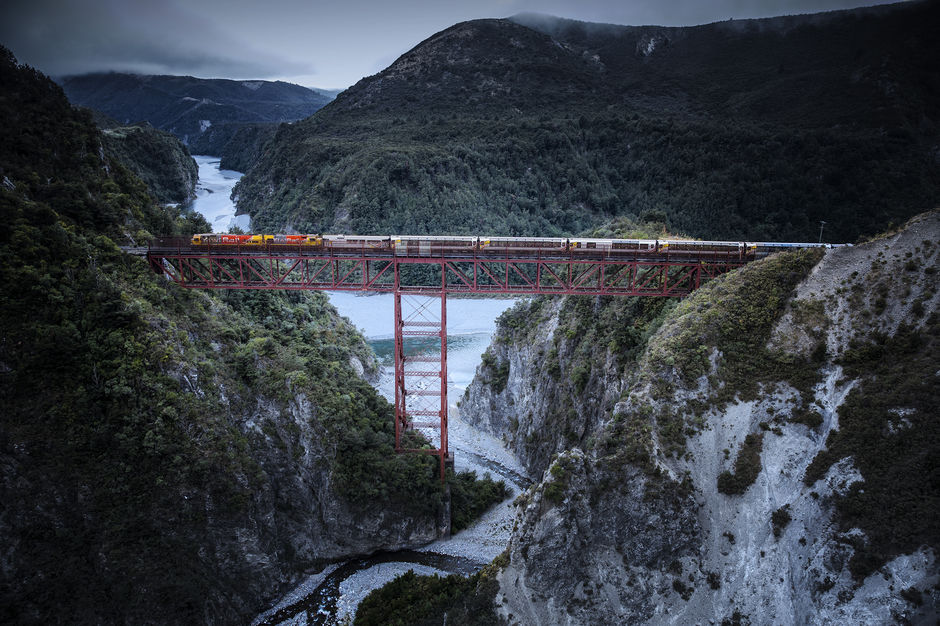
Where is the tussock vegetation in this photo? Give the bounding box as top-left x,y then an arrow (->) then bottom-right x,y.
650,248 -> 824,401
635,249 -> 824,461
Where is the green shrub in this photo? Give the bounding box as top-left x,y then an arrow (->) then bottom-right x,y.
771,506 -> 792,538
449,471 -> 509,532
355,569 -> 499,626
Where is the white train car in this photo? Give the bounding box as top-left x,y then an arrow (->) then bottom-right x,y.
394,235 -> 478,256
481,236 -> 568,255
322,234 -> 392,250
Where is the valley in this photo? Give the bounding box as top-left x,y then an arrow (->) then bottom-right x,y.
1,2 -> 938,623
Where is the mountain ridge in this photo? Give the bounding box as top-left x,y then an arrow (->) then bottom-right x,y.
59,72 -> 333,153
233,2 -> 939,242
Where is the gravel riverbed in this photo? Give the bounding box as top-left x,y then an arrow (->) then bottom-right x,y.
252,402 -> 529,626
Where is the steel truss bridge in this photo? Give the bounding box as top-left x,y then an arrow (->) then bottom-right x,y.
146,237 -> 753,480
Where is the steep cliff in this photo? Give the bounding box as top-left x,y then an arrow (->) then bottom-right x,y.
0,47 -> 447,624
461,212 -> 939,624
462,293 -> 673,477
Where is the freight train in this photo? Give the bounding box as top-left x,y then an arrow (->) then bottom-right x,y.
190,233 -> 844,260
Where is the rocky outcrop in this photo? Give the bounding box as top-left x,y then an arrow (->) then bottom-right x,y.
461,297 -> 574,476
467,212 -> 940,624
242,391 -> 440,565
496,448 -> 700,624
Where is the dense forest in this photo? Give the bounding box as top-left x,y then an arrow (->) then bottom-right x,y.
235,3 -> 939,242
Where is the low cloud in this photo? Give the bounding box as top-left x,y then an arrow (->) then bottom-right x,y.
0,0 -> 902,87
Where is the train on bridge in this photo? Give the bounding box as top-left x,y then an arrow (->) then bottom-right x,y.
189,233 -> 844,260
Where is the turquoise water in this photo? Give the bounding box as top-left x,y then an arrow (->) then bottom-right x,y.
187,155 -> 250,233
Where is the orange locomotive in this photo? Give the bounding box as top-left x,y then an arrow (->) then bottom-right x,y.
191,233 -> 321,245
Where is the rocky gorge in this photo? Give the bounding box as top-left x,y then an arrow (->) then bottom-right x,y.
3,1 -> 940,621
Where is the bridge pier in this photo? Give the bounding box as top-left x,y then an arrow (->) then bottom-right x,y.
393,290 -> 450,482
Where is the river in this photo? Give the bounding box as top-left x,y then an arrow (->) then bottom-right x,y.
187,156 -> 528,625
187,155 -> 251,233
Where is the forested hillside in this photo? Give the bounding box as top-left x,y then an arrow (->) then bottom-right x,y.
193,121 -> 279,172
0,47 -> 485,623
235,2 -> 939,242
98,122 -> 199,204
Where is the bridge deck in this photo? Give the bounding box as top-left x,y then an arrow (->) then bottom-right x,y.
142,236 -> 826,480
146,244 -> 744,297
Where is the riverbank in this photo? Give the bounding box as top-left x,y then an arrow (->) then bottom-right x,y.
252,399 -> 530,625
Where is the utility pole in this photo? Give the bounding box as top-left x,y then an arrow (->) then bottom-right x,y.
818,220 -> 826,243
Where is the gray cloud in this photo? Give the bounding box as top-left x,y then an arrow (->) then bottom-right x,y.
499,0 -> 901,25
0,0 -> 905,88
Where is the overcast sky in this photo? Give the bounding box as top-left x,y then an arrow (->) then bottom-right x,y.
1,0 -> 903,90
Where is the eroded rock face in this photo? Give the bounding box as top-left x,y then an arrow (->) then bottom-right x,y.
496,449 -> 700,625
461,297 -> 631,478
241,394 -> 440,569
467,212 -> 940,624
